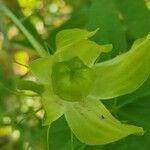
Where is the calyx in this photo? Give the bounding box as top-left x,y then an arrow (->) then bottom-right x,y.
51,57 -> 95,101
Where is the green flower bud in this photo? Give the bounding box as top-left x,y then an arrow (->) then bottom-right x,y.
51,57 -> 95,101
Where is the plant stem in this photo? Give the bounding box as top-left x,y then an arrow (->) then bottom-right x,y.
47,125 -> 51,150
0,4 -> 47,57
71,131 -> 74,150
16,107 -> 42,126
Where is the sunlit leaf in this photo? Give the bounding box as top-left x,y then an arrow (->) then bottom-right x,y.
0,126 -> 12,137
18,0 -> 38,9
115,0 -> 150,38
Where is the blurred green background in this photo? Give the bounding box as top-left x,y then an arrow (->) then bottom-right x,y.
0,0 -> 150,149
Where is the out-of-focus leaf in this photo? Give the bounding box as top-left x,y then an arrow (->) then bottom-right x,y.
87,0 -> 127,60
10,39 -> 34,52
115,95 -> 150,150
3,0 -> 20,10
23,18 -> 45,47
115,0 -> 150,38
18,0 -> 38,9
64,0 -> 90,6
17,80 -> 44,95
0,51 -> 15,96
48,1 -> 90,50
48,116 -> 72,150
0,126 -> 12,137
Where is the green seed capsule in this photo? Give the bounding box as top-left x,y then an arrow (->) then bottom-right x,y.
51,57 -> 95,101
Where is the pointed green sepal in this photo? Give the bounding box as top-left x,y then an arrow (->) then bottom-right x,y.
56,28 -> 99,51
42,88 -> 64,126
90,33 -> 150,99
64,98 -> 144,145
29,56 -> 53,84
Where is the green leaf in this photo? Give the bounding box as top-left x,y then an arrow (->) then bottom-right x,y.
47,116 -> 72,150
0,126 -> 12,137
115,95 -> 150,150
115,0 -> 150,38
0,4 -> 47,57
90,34 -> 150,99
42,89 -> 64,126
55,40 -> 112,66
87,0 -> 127,60
56,28 -> 98,51
64,98 -> 144,145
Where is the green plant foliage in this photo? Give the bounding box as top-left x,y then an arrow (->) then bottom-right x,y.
0,4 -> 47,57
115,0 -> 150,38
87,0 -> 127,59
87,0 -> 150,60
0,0 -> 150,149
29,28 -> 150,146
17,80 -> 44,95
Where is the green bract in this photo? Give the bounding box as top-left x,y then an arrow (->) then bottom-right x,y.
30,28 -> 150,145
